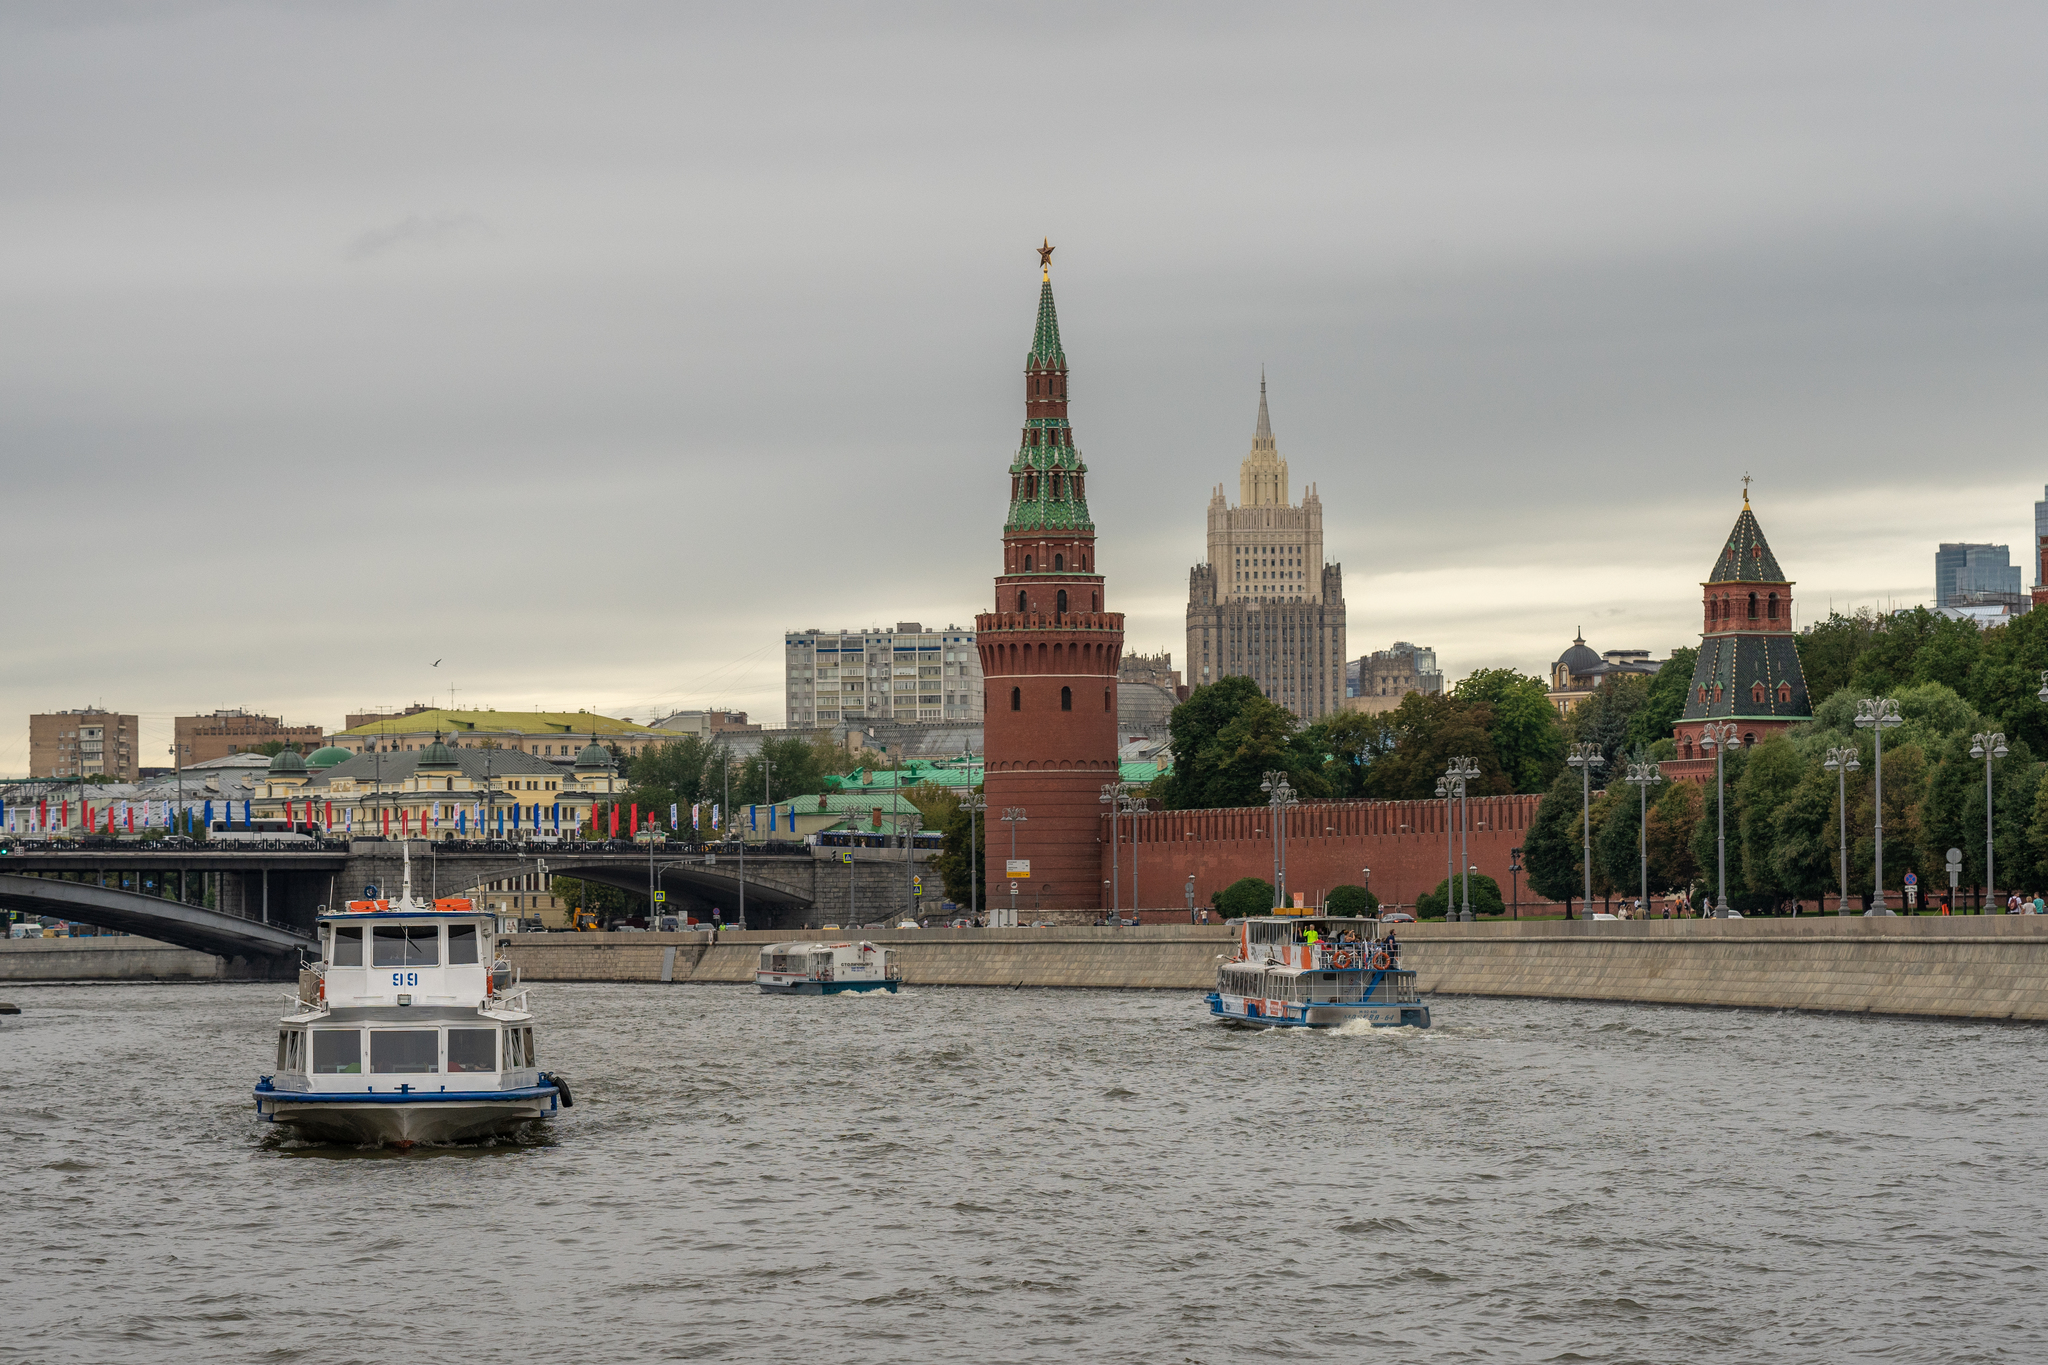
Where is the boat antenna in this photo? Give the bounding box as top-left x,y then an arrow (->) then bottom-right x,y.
402,840 -> 413,905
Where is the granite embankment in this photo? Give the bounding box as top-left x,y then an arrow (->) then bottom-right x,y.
504,918 -> 2048,1022
0,936 -> 235,981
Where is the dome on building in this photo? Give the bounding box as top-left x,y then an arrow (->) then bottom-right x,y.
267,747 -> 308,775
574,737 -> 615,769
1555,631 -> 1602,676
416,733 -> 459,770
305,745 -> 353,770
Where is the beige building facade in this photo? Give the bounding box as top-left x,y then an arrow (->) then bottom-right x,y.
174,710 -> 323,765
1185,379 -> 1347,720
329,708 -> 668,764
30,709 -> 139,781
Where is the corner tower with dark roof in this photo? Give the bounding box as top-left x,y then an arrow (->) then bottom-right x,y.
977,244 -> 1125,918
1662,494 -> 1813,783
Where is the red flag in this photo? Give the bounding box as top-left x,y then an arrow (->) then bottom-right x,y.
382,808 -> 390,836
285,799 -> 294,826
631,803 -> 639,835
106,805 -> 114,834
126,805 -> 133,833
61,799 -> 69,829
324,801 -> 332,830
401,810 -> 410,837
38,799 -> 47,829
608,805 -> 618,838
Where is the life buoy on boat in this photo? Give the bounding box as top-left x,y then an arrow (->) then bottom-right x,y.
1370,949 -> 1391,970
1333,948 -> 1357,969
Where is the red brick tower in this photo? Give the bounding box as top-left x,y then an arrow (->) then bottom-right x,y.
978,243 -> 1125,917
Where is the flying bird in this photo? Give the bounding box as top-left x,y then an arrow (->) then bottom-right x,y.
432,659 -> 441,667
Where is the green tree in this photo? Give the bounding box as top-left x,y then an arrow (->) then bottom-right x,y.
1645,779 -> 1701,895
1733,736 -> 1807,911
1797,610 -> 1882,703
1628,647 -> 1698,751
1213,876 -> 1275,918
1522,768 -> 1585,915
1153,677 -> 1328,810
1307,709 -> 1390,799
1567,675 -> 1652,776
1596,775 -> 1654,902
1325,883 -> 1378,916
1454,669 -> 1565,793
1415,873 -> 1503,919
1768,764 -> 1839,908
738,735 -> 858,807
1355,692 -> 1508,801
551,875 -> 640,923
250,740 -> 292,757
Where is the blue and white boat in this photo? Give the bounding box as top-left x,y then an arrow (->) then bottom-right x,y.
253,847 -> 571,1145
757,939 -> 900,994
1208,914 -> 1430,1028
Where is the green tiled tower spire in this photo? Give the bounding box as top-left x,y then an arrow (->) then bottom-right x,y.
1007,241 -> 1092,534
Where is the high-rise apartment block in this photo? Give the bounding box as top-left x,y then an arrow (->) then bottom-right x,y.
30,708 -> 139,781
2033,486 -> 2048,608
784,624 -> 983,727
1935,541 -> 2028,624
174,709 -> 323,765
1185,378 -> 1347,720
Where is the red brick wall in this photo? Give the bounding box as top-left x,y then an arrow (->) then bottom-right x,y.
1104,794 -> 1564,914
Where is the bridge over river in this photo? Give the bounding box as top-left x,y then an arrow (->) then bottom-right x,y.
0,839 -> 940,963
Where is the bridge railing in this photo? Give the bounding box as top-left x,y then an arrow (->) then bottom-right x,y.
1,836 -> 351,855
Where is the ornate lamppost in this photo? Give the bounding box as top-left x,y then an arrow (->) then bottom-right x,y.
961,792 -> 987,923
1822,745 -> 1860,914
1259,771 -> 1297,910
1854,698 -> 1902,915
1000,806 -> 1027,927
1099,780 -> 1131,914
1695,723 -> 1739,917
1622,761 -> 1663,916
1442,756 -> 1481,920
1970,730 -> 2008,912
1565,741 -> 1605,916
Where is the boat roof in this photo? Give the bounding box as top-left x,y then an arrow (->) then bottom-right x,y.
1240,915 -> 1378,925
762,940 -> 865,951
316,909 -> 493,923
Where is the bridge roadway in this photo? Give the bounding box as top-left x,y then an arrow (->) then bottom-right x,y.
0,839 -> 939,950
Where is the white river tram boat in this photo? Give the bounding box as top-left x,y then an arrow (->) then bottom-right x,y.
252,848 -> 571,1146
757,940 -> 901,995
1209,914 -> 1431,1029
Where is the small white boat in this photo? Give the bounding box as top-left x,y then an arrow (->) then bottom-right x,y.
757,940 -> 900,994
252,847 -> 570,1145
1208,914 -> 1430,1029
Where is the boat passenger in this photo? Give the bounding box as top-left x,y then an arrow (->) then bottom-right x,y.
1303,927 -> 1320,945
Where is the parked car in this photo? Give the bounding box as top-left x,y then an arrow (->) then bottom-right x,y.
1377,912 -> 1416,924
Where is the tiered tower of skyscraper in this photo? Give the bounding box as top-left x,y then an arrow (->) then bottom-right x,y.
976,246 -> 1125,915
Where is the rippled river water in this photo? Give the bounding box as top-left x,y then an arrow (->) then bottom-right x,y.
4,981 -> 2046,1363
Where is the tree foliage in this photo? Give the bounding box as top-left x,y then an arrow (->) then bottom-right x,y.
1325,883 -> 1378,916
1415,873 -> 1504,920
1213,876 -> 1275,918
1153,677 -> 1328,810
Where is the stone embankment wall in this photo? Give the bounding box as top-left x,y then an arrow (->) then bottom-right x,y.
504,918 -> 2048,1022
0,936 -> 227,981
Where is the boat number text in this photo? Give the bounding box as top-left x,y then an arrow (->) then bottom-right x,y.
391,972 -> 419,986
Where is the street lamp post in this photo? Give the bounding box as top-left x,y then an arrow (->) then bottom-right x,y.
1970,730 -> 2009,912
1443,757 -> 1481,920
1508,847 -> 1522,919
896,812 -> 918,921
1622,761 -> 1663,916
1099,781 -> 1130,914
1694,724 -> 1737,916
1565,742 -> 1605,917
1185,873 -> 1196,923
1001,806 -> 1026,927
1259,772 -> 1297,910
961,792 -> 987,923
1822,745 -> 1861,915
1854,698 -> 1902,915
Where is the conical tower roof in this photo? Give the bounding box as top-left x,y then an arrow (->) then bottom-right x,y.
1707,498 -> 1786,583
1029,277 -> 1065,368
1255,369 -> 1273,440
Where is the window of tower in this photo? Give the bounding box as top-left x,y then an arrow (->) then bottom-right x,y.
1104,688 -> 1111,711
1768,592 -> 1779,619
1016,590 -> 1026,612
1747,592 -> 1758,619
1024,554 -> 1033,571
1057,589 -> 1068,613
1054,553 -> 1064,571
1060,686 -> 1072,711
1010,687 -> 1021,711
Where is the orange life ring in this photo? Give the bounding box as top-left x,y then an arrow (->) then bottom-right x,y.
1370,949 -> 1391,970
1333,948 -> 1357,969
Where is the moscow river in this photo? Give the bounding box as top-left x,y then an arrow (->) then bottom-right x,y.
3,981 -> 2044,1363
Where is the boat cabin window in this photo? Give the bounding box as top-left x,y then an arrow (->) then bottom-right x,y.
312,1030 -> 363,1074
504,1027 -> 534,1067
330,927 -> 363,966
370,1030 -> 439,1074
447,923 -> 480,965
373,925 -> 439,967
447,1028 -> 496,1073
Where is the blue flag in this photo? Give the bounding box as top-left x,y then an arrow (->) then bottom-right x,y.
458,809 -> 467,835
511,804 -> 520,831
204,800 -> 214,828
749,804 -> 757,831
768,804 -> 776,832
551,803 -> 559,831
242,800 -> 251,826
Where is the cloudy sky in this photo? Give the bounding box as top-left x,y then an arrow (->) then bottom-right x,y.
5,2 -> 2047,770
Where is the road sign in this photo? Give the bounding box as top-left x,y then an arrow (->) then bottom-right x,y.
1946,848 -> 1964,868
913,876 -> 923,892
653,891 -> 666,904
839,852 -> 853,864
1006,859 -> 1030,879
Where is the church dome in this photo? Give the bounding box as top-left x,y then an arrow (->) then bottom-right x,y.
574,738 -> 615,770
267,747 -> 307,775
305,745 -> 353,770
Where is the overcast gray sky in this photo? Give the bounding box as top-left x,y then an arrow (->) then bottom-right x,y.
4,2 -> 2046,771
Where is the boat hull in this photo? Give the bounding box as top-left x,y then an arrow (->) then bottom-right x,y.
757,978 -> 899,995
1206,992 -> 1430,1029
253,1083 -> 560,1145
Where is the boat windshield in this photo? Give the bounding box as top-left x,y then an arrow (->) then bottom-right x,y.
447,1028 -> 496,1072
373,926 -> 439,967
331,926 -> 363,966
312,1031 -> 362,1074
370,1030 -> 439,1074
448,924 -> 480,965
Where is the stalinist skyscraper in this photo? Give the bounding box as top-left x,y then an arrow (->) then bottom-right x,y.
1184,377 -> 1346,720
